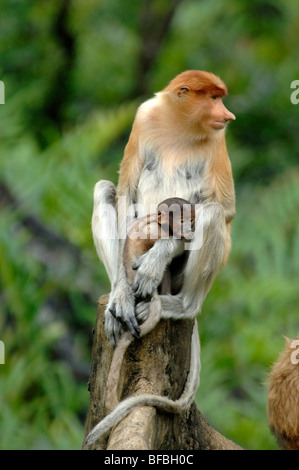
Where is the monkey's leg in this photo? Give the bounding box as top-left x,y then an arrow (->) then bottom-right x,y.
136,203 -> 226,321
92,180 -> 118,289
92,180 -> 140,345
92,180 -> 125,344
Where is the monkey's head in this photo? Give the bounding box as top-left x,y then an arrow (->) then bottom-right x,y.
157,198 -> 195,239
162,70 -> 236,136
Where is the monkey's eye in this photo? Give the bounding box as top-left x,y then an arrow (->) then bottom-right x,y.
211,95 -> 219,100
180,86 -> 190,91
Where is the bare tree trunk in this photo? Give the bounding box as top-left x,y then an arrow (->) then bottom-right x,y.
82,294 -> 242,450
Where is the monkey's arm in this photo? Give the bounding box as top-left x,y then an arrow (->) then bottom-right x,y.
132,238 -> 184,300
209,136 -> 236,265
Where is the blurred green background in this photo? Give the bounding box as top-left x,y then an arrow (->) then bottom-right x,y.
0,0 -> 298,450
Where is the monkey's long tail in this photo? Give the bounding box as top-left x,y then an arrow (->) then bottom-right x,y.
82,320 -> 200,449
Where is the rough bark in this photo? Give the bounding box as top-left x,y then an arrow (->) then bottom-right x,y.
83,294 -> 242,450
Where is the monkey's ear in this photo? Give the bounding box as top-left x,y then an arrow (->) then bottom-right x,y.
177,85 -> 190,97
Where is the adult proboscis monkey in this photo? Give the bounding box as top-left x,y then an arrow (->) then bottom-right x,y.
92,69 -> 236,345
85,70 -> 235,448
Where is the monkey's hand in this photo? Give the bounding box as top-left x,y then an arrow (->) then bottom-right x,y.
105,282 -> 140,347
132,251 -> 166,299
132,239 -> 182,300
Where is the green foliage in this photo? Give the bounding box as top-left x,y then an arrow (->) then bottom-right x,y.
198,169 -> 299,449
0,0 -> 298,450
0,102 -> 137,449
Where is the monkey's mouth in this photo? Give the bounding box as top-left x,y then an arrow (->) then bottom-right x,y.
213,121 -> 227,130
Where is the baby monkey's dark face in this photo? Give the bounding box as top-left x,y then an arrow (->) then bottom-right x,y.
157,197 -> 195,239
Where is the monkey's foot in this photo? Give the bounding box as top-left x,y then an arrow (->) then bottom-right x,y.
105,311 -> 125,348
135,300 -> 150,324
105,287 -> 140,346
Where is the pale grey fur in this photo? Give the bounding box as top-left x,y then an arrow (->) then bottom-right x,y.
92,180 -> 118,291
92,181 -> 140,342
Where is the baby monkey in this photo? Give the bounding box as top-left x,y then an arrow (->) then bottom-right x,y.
105,197 -> 196,411
125,197 -> 196,301
84,198 -> 199,449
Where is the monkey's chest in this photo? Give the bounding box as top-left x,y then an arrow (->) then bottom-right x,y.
136,159 -> 206,213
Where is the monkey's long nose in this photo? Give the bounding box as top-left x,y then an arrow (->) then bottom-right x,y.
224,108 -> 236,122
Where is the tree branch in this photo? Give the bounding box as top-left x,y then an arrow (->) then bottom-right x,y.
133,0 -> 184,98
83,294 -> 243,450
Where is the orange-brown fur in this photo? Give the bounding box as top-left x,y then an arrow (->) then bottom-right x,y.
267,336 -> 299,450
163,70 -> 227,95
118,70 -> 235,266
